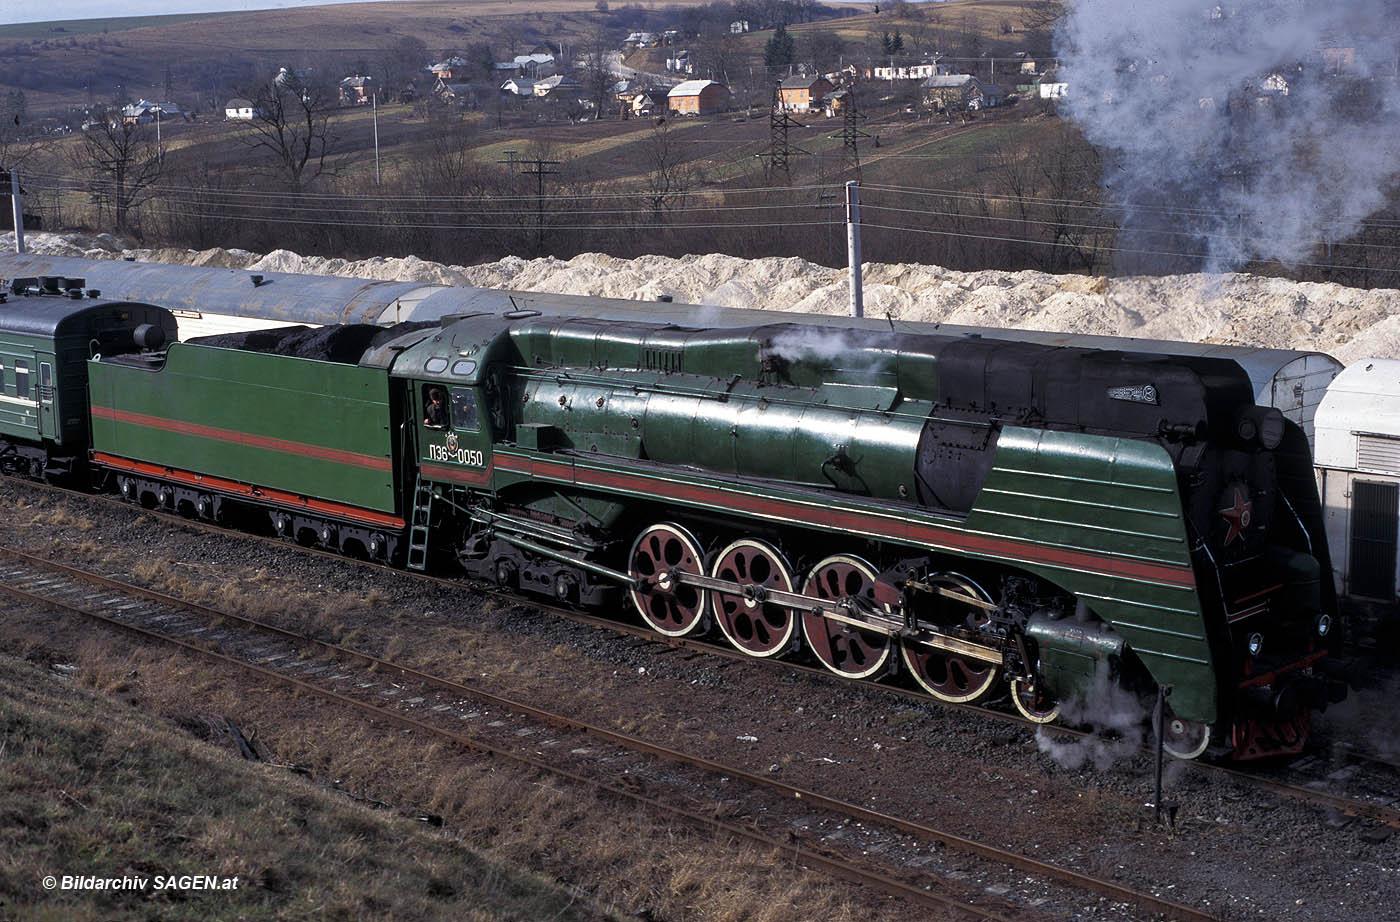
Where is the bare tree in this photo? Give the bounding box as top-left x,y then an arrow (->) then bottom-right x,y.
379,35 -> 429,100
416,103 -> 482,193
693,29 -> 742,85
642,120 -> 697,220
237,68 -> 338,192
799,30 -> 846,72
70,106 -> 164,235
581,25 -> 616,117
0,90 -> 45,175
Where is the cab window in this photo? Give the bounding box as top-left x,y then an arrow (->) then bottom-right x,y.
423,385 -> 450,429
451,388 -> 480,432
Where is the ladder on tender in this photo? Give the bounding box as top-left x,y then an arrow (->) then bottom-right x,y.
406,476 -> 434,571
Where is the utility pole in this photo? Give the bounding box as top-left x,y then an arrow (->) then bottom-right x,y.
9,170 -> 25,254
846,181 -> 863,319
372,92 -> 381,186
502,155 -> 559,255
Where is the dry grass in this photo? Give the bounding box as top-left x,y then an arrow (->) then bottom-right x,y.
0,650 -> 613,922
0,598 -> 926,922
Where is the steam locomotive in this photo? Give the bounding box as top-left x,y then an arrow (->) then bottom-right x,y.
0,269 -> 1344,761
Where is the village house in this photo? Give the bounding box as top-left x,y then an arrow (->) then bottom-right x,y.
618,84 -> 668,116
872,59 -> 939,81
434,78 -> 477,107
921,74 -> 983,111
223,97 -> 257,120
514,53 -> 558,78
501,77 -> 537,96
428,56 -> 471,81
822,87 -> 850,118
533,73 -> 583,97
121,100 -> 180,124
339,75 -> 375,105
667,50 -> 693,74
778,74 -> 835,113
668,79 -> 732,116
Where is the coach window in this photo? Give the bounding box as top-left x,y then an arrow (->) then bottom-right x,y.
0,359 -> 6,392
15,360 -> 29,399
450,387 -> 480,432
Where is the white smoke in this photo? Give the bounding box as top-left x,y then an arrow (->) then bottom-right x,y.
1057,0 -> 1400,272
1035,664 -> 1149,772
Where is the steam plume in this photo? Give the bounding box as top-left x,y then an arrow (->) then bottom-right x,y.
1057,0 -> 1400,272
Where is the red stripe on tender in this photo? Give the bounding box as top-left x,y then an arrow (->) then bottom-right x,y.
495,452 -> 1195,589
92,406 -> 391,472
93,452 -> 404,530
421,460 -> 494,486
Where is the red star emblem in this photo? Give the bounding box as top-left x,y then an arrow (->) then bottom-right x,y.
1219,488 -> 1252,545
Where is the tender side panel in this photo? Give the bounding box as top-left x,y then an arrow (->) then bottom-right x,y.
964,427 -> 1216,722
89,344 -> 398,514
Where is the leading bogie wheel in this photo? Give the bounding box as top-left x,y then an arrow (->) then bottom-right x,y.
1010,676 -> 1061,724
801,555 -> 892,680
1157,712 -> 1213,760
627,523 -> 709,637
710,538 -> 797,658
899,571 -> 1000,704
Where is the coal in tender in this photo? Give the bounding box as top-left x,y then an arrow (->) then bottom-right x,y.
189,324 -> 384,364
368,320 -> 439,349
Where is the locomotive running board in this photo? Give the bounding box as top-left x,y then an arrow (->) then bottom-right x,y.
673,571 -> 1003,665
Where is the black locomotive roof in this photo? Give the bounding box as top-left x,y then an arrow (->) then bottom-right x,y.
0,294 -> 164,337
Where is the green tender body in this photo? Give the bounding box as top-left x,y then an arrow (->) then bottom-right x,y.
89,343 -> 398,514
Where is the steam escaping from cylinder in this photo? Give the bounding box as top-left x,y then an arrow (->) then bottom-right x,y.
1035,664 -> 1148,772
1056,0 -> 1400,273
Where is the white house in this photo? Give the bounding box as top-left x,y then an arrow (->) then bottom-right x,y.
224,97 -> 257,120
873,61 -> 939,81
501,78 -> 537,96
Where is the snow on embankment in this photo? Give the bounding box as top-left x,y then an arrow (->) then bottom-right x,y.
8,231 -> 1400,364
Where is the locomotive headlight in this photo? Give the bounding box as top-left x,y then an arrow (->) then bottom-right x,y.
1234,406 -> 1286,450
1316,614 -> 1332,638
1247,632 -> 1264,657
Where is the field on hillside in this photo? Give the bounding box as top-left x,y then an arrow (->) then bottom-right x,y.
0,0 -> 1046,114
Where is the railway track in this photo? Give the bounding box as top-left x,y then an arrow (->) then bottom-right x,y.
0,544 -> 1233,922
9,475 -> 1400,834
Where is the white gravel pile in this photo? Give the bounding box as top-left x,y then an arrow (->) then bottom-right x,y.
8,231 -> 1399,363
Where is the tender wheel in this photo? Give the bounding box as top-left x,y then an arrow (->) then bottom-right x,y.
801,555 -> 892,680
1158,712 -> 1213,760
900,572 -> 1000,704
710,539 -> 797,658
1010,676 -> 1061,724
628,523 -> 708,637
